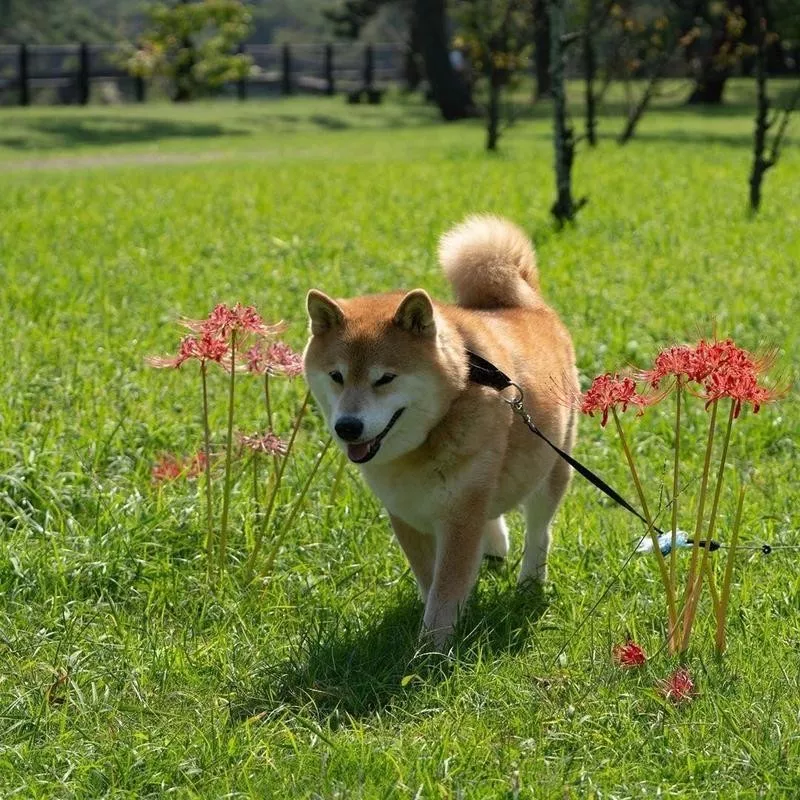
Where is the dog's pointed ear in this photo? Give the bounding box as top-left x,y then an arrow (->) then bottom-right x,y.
307,290 -> 344,336
393,289 -> 436,338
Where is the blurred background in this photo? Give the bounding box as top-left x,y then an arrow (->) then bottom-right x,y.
1,0 -> 797,112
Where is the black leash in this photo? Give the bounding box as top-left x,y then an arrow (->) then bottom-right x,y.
467,349 -> 667,536
467,349 -> 795,558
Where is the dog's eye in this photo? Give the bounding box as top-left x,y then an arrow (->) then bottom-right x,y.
329,370 -> 344,385
373,373 -> 396,388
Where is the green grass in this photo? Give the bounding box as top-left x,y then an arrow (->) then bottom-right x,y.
1,85 -> 799,798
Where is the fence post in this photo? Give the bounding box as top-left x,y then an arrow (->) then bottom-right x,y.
363,44 -> 374,89
237,43 -> 247,100
19,44 -> 29,106
78,42 -> 90,105
324,43 -> 334,95
134,75 -> 146,103
281,43 -> 292,95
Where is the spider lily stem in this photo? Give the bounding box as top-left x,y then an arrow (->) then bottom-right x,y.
201,362 -> 215,581
217,331 -> 237,572
261,436 -> 333,577
669,379 -> 682,648
680,398 -> 718,651
716,485 -> 745,654
245,390 -> 310,581
682,398 -> 735,650
612,408 -> 678,651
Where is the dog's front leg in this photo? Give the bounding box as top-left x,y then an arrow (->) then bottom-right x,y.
423,506 -> 486,651
389,514 -> 436,602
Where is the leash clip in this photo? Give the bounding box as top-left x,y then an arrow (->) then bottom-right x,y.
503,381 -> 525,411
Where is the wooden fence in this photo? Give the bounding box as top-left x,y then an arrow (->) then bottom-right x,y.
0,42 -> 406,106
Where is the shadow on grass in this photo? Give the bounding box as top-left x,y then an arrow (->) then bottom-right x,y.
234,104 -> 441,133
0,116 -> 248,152
230,569 -> 550,723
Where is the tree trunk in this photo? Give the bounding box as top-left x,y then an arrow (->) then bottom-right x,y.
404,11 -> 423,92
532,0 -> 551,99
687,74 -> 727,105
618,74 -> 657,144
487,70 -> 501,151
687,0 -> 758,105
748,28 -> 768,212
583,16 -> 597,146
173,0 -> 195,102
617,48 -> 673,145
548,0 -> 585,223
413,0 -> 475,121
745,5 -> 800,212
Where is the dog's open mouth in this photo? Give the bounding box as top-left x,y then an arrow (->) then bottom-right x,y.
347,408 -> 405,464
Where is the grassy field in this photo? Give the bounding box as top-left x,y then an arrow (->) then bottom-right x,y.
1,84 -> 799,798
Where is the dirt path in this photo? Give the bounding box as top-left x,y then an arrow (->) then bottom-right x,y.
2,150 -> 235,172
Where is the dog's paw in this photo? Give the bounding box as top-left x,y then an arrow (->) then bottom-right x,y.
516,575 -> 554,605
483,553 -> 507,572
417,623 -> 455,656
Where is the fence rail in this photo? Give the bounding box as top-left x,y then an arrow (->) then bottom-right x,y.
0,42 -> 406,106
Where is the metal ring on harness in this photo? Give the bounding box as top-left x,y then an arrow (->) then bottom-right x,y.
502,381 -> 525,408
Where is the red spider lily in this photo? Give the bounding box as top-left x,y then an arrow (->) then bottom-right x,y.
151,451 -> 207,482
689,338 -> 756,384
701,366 -> 781,417
181,303 -> 285,341
151,455 -> 184,482
147,332 -> 229,369
641,338 -> 776,390
580,374 -> 652,427
245,341 -> 304,378
611,640 -> 647,668
639,345 -> 695,388
658,667 -> 695,703
238,431 -> 288,456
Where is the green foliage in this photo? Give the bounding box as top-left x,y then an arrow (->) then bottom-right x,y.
453,0 -> 531,79
0,90 -> 799,796
0,0 -> 120,44
452,0 -> 531,149
125,0 -> 254,100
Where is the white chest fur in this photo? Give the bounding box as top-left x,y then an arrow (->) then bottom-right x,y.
360,461 -> 450,534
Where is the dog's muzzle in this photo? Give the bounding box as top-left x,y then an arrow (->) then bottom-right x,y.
345,408 -> 405,464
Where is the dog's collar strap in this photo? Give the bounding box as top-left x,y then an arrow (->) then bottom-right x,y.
466,349 -> 514,392
465,347 -> 667,539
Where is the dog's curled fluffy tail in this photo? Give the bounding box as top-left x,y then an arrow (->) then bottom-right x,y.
438,215 -> 539,310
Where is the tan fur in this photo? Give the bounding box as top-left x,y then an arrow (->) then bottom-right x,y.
438,214 -> 539,308
303,216 -> 578,649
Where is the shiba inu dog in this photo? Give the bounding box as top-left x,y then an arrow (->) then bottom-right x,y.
303,215 -> 578,648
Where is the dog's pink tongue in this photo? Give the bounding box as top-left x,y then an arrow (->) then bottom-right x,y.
347,442 -> 371,462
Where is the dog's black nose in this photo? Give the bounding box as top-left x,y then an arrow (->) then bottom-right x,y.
335,416 -> 364,442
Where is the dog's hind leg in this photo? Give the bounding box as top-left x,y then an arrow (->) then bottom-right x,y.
519,451 -> 574,585
519,409 -> 576,584
482,516 -> 509,562
390,514 -> 436,602
518,463 -> 567,584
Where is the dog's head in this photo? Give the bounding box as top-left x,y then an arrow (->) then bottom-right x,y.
303,289 -> 460,466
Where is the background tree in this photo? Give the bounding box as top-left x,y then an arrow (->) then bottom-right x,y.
615,1 -> 701,145
685,0 -> 756,105
575,0 -> 615,146
324,0 -> 475,119
454,0 -> 531,150
748,3 -> 800,211
412,0 -> 477,119
325,0 -> 423,91
0,0 -> 121,43
532,0 -> 551,99
548,0 -> 587,223
125,0 -> 253,102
